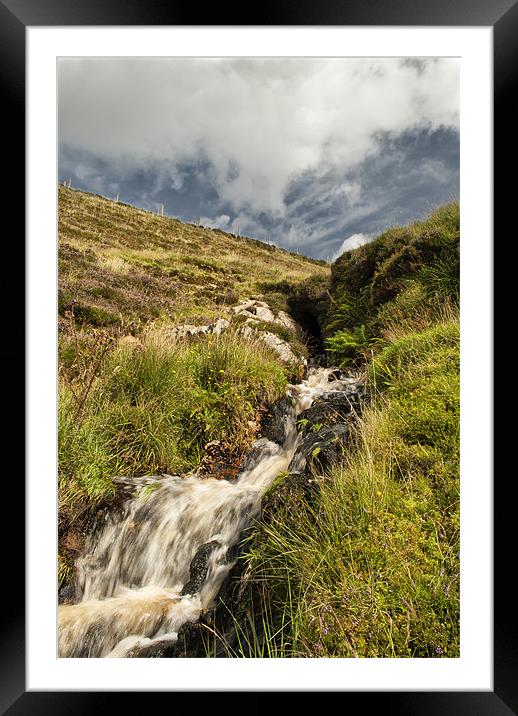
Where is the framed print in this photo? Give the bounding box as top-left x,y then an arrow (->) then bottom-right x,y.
3,0 -> 506,710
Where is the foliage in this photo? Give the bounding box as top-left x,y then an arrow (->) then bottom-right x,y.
227,204 -> 461,659
325,202 -> 459,344
239,321 -> 460,658
59,327 -> 287,517
325,324 -> 381,367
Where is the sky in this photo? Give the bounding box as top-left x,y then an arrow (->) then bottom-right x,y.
58,58 -> 459,261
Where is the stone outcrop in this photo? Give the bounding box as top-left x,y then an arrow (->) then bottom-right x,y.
169,317 -> 230,339
240,325 -> 303,366
168,298 -> 307,367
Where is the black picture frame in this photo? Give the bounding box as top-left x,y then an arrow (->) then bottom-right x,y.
5,0 -> 503,711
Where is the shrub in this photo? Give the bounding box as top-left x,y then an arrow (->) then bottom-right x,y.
325,324 -> 381,367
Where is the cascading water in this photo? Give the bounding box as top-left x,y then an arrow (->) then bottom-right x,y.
58,367 -> 358,658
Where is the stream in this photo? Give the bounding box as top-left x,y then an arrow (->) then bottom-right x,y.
58,366 -> 361,658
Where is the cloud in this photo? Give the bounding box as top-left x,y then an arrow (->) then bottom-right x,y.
332,233 -> 374,261
200,214 -> 230,229
60,125 -> 459,260
59,58 -> 459,217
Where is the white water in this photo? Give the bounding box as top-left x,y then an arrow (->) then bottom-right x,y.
58,367 -> 356,658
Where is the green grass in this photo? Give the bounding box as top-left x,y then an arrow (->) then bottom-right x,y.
58,186 -> 327,588
236,319 -> 459,658
324,201 -> 459,366
220,203 -> 461,658
58,189 -> 460,660
58,324 -> 289,587
59,326 -> 287,517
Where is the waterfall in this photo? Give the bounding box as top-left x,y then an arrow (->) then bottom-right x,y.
58,367 -> 357,658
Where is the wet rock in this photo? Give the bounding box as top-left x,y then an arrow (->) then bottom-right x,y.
327,368 -> 343,382
240,437 -> 280,472
163,622 -> 209,657
289,423 -> 351,475
262,471 -> 321,517
261,397 -> 293,444
181,541 -> 221,596
297,389 -> 364,436
126,623 -> 207,658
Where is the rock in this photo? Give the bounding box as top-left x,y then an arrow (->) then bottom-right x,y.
239,324 -> 303,365
261,397 -> 293,444
181,541 -> 221,596
126,623 -> 205,658
262,471 -> 321,516
170,324 -> 208,339
289,423 -> 351,475
231,299 -> 300,332
275,310 -> 299,332
168,317 -> 230,339
297,389 -> 364,436
240,438 -> 280,472
254,305 -> 277,323
209,318 -> 230,335
258,330 -> 303,365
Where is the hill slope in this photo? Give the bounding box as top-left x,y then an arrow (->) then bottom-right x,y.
58,186 -> 328,330
57,187 -> 328,592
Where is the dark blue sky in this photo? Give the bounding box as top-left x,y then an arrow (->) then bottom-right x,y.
58,58 -> 459,260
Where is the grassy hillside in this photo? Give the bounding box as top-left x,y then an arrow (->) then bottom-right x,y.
58,188 -> 460,658
229,202 -> 460,658
324,202 -> 459,364
57,187 -> 328,591
58,186 -> 328,330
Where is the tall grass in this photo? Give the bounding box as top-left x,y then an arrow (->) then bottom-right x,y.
234,319 -> 460,658
324,201 -> 459,367
59,326 -> 287,518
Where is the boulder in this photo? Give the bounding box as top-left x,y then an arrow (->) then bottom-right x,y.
297,389 -> 364,436
289,423 -> 351,475
254,305 -> 277,323
258,330 -> 302,365
231,299 -> 300,333
181,541 -> 221,596
261,397 -> 293,445
275,310 -> 299,332
170,324 -> 208,339
209,318 -> 230,335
